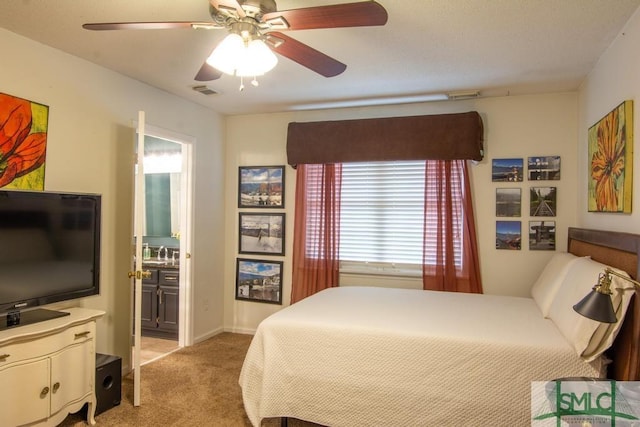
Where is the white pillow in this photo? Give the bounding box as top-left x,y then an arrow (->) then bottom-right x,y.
531,252 -> 580,317
547,257 -> 634,361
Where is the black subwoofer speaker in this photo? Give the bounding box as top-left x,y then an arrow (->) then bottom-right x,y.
95,353 -> 122,416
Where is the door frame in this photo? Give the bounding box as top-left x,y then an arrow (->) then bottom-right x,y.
141,123 -> 195,348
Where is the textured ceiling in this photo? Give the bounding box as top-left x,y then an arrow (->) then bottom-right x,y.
0,0 -> 639,115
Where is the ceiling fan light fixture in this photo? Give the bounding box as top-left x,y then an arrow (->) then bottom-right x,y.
206,33 -> 244,75
206,27 -> 278,81
236,39 -> 278,76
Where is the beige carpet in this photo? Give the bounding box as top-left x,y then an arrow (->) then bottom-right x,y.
59,332 -> 320,427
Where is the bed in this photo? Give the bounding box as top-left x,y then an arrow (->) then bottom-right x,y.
239,228 -> 640,426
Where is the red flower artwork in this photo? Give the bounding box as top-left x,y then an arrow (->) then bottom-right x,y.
0,93 -> 47,188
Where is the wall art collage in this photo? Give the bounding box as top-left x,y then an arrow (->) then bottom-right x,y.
235,165 -> 285,305
492,156 -> 560,251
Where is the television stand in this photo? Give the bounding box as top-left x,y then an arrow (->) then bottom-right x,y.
1,308 -> 70,331
0,307 -> 104,426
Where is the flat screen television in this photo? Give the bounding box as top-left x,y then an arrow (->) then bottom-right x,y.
0,190 -> 101,330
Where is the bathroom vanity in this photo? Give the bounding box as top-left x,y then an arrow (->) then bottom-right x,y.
140,262 -> 179,339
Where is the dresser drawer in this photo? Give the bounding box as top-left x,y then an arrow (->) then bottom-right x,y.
0,322 -> 94,368
159,270 -> 179,286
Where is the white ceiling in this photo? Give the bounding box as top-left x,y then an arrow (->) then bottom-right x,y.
1,0 -> 639,115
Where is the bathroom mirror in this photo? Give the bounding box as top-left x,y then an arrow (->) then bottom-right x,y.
143,136 -> 182,237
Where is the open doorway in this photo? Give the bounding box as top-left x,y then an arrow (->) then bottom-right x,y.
134,127 -> 193,365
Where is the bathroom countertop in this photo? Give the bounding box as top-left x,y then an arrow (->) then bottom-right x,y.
141,261 -> 180,270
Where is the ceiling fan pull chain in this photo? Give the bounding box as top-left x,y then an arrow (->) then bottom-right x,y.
239,76 -> 245,91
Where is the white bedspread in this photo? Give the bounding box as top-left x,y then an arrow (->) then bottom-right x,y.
239,286 -> 603,426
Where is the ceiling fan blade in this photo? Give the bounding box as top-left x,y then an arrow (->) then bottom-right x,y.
267,32 -> 346,77
82,22 -> 219,31
209,0 -> 245,18
194,62 -> 223,81
262,1 -> 387,31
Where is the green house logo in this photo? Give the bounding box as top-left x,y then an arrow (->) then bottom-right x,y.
531,380 -> 640,426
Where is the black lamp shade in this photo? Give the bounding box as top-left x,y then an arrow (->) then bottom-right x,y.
572,290 -> 617,323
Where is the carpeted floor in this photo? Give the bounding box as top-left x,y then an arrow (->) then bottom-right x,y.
59,332 -> 320,427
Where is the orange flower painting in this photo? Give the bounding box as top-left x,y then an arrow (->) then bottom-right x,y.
0,93 -> 48,190
588,100 -> 633,213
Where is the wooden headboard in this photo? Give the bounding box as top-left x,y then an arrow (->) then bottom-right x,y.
568,227 -> 640,381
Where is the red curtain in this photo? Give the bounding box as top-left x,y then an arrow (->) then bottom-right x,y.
291,164 -> 343,304
422,160 -> 483,293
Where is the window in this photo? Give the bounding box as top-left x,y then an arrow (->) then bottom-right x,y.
339,160 -> 463,275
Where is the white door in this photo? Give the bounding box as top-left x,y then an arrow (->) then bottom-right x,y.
132,111 -> 146,406
131,115 -> 195,406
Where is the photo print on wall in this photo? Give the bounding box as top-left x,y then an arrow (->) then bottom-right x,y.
530,187 -> 557,217
238,212 -> 285,256
492,158 -> 523,182
238,165 -> 285,208
527,156 -> 561,181
529,221 -> 556,251
496,221 -> 521,250
496,188 -> 521,217
235,258 -> 283,305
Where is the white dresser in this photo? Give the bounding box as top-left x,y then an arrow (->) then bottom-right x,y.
0,308 -> 105,427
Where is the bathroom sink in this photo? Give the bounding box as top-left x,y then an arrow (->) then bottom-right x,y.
141,260 -> 177,266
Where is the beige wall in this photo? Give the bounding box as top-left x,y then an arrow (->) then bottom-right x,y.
224,93 -> 580,332
5,1 -> 638,353
0,29 -> 226,369
578,7 -> 640,234
221,4 -> 640,334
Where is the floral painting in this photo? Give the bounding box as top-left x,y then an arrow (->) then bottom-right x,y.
588,100 -> 633,213
0,92 -> 48,190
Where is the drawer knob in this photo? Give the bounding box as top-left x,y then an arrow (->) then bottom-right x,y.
74,331 -> 91,339
52,382 -> 60,393
0,354 -> 9,362
40,386 -> 49,398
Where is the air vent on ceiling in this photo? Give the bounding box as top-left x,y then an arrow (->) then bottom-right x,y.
192,85 -> 218,96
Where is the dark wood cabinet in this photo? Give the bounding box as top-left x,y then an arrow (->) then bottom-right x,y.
140,267 -> 179,339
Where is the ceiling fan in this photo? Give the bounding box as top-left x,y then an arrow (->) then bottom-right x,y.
83,0 -> 388,84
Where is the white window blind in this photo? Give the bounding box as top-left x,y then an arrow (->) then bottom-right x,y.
339,161 -> 426,265
339,160 -> 463,271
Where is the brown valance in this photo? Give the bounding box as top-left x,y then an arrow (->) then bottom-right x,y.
287,111 -> 484,166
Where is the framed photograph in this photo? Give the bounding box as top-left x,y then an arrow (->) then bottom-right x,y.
239,213 -> 285,255
492,158 -> 523,182
238,165 -> 285,208
496,188 -> 521,217
527,156 -> 561,180
235,258 -> 283,305
529,221 -> 556,251
495,221 -> 521,250
588,100 -> 633,213
529,187 -> 557,217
